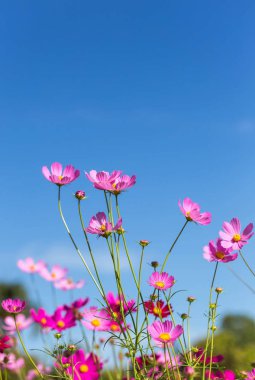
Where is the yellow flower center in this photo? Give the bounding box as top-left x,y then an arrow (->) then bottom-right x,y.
91,319 -> 100,327
79,364 -> 89,373
58,175 -> 63,180
186,211 -> 192,221
233,234 -> 241,242
110,324 -> 120,331
51,273 -> 56,278
41,318 -> 47,325
159,333 -> 171,342
57,320 -> 65,328
153,307 -> 162,316
155,281 -> 165,288
100,224 -> 106,232
29,265 -> 36,271
215,251 -> 225,260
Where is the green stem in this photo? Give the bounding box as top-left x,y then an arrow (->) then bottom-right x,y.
161,220 -> 189,272
202,262 -> 219,380
14,315 -> 43,378
239,250 -> 255,278
57,186 -> 104,297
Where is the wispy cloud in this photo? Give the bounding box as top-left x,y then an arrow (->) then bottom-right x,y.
236,120 -> 255,134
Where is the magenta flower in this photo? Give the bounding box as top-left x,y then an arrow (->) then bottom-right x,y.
54,278 -> 85,291
82,307 -> 110,331
148,320 -> 183,347
206,369 -> 235,380
75,190 -> 86,200
39,265 -> 67,282
105,292 -> 136,317
203,239 -> 238,263
50,306 -> 76,332
30,308 -> 53,328
61,349 -> 102,380
3,314 -> 33,335
178,197 -> 212,225
85,170 -> 136,194
245,369 -> 255,380
0,336 -> 11,352
86,212 -> 122,238
148,272 -> 175,290
2,299 -> 26,314
42,162 -> 80,186
219,218 -> 254,250
17,258 -> 46,274
144,300 -> 173,318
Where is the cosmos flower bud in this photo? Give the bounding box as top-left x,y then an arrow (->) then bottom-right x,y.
67,344 -> 77,352
116,226 -> 125,235
151,261 -> 159,268
215,287 -> 223,294
54,333 -> 62,339
211,325 -> 217,331
210,303 -> 216,309
150,294 -> 158,301
62,363 -> 70,369
139,240 -> 150,247
187,296 -> 196,303
75,190 -> 86,200
181,313 -> 188,320
191,346 -> 199,353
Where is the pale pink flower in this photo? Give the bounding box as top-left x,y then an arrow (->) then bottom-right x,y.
148,272 -> 175,290
219,218 -> 253,250
3,314 -> 33,335
245,369 -> 255,380
54,278 -> 85,291
148,320 -> 183,347
26,364 -> 51,380
86,212 -> 122,238
82,307 -> 110,331
85,170 -> 136,194
178,197 -> 211,225
2,299 -> 26,314
203,239 -> 238,263
42,162 -> 80,186
156,352 -> 181,368
3,353 -> 25,373
17,258 -> 46,274
39,265 -> 67,282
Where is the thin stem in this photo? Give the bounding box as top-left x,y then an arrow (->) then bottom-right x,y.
14,315 -> 43,378
57,186 -> 104,297
239,250 -> 255,278
161,220 -> 189,272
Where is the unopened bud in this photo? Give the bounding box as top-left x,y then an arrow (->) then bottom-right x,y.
139,240 -> 150,247
116,227 -> 125,235
151,261 -> 159,268
211,325 -> 217,331
191,346 -> 199,353
215,287 -> 223,294
181,313 -> 189,320
74,190 -> 86,200
187,296 -> 196,303
150,294 -> 158,301
209,303 -> 216,309
58,345 -> 65,350
67,344 -> 77,352
62,363 -> 70,369
54,333 -> 62,340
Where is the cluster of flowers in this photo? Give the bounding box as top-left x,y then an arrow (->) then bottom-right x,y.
1,162 -> 255,380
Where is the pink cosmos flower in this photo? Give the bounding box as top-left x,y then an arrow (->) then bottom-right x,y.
203,239 -> 238,263
26,364 -> 51,380
2,353 -> 25,373
61,349 -> 102,380
194,348 -> 223,365
85,170 -> 136,195
50,306 -> 76,332
64,298 -> 89,321
2,299 -> 26,314
245,369 -> 255,380
42,162 -> 80,186
30,308 -> 53,329
219,218 -> 253,250
148,320 -> 183,347
82,307 -> 110,331
39,265 -> 67,282
54,278 -> 85,291
156,352 -> 181,368
206,369 -> 235,379
3,314 -> 33,335
17,258 -> 46,274
86,212 -> 122,238
0,336 -> 11,352
105,292 -> 136,317
144,300 -> 173,318
148,272 -> 175,290
178,197 -> 212,225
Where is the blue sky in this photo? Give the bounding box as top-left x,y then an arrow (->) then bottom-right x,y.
1,0 -> 255,356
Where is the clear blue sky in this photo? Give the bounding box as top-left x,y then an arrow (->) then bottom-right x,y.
1,0 -> 255,349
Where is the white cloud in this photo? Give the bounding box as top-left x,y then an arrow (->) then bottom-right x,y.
236,120 -> 255,133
